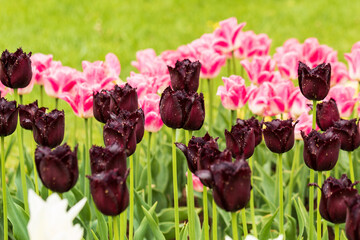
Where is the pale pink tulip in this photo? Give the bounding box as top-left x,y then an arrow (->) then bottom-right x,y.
273,81 -> 294,113
199,50 -> 226,79
241,56 -> 277,85
345,43 -> 360,81
273,38 -> 302,62
234,31 -> 271,59
185,172 -> 203,192
132,49 -> 169,76
288,88 -> 310,119
176,44 -> 198,62
326,85 -> 357,118
294,112 -> 313,140
18,77 -> 35,95
160,50 -> 182,67
217,75 -> 250,110
31,53 -> 55,85
276,52 -> 300,80
139,93 -> 163,132
190,33 -> 215,54
212,17 -> 246,57
127,72 -> 166,100
330,62 -> 349,86
60,83 -> 93,118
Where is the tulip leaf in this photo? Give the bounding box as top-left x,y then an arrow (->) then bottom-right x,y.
180,224 -> 188,240
134,202 -> 157,240
4,134 -> 15,162
95,209 -> 108,240
141,204 -> 166,240
259,208 -> 278,240
255,161 -> 276,204
70,187 -> 91,223
340,229 -> 347,240
293,196 -> 305,239
91,229 -> 100,240
285,214 -> 297,240
194,208 -> 202,239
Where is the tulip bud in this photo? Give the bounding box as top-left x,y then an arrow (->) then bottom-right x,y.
35,144 -> 78,193
302,129 -> 340,171
87,168 -> 129,216
168,59 -> 201,92
110,84 -> 138,114
103,113 -> 138,156
159,86 -> 205,130
235,117 -> 263,147
93,90 -> 111,123
225,122 -> 255,159
0,97 -> 18,136
330,119 -> 360,151
33,109 -> 65,148
19,100 -> 46,130
90,144 -> 127,175
263,119 -> 297,153
318,175 -> 358,224
210,160 -> 251,212
0,48 -> 32,89
298,61 -> 331,101
346,195 -> 360,240
316,98 -> 340,131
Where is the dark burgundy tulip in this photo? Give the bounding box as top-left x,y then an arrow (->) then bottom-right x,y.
330,119 -> 360,152
88,168 -> 129,216
93,90 -> 111,123
316,98 -> 340,131
298,61 -> 331,101
33,109 -> 65,148
90,144 -> 127,175
225,123 -> 255,159
0,48 -> 32,89
103,113 -> 138,156
19,100 -> 46,130
0,97 -> 18,136
168,59 -> 201,92
235,117 -> 263,147
263,119 -> 297,154
210,160 -> 251,212
302,129 -> 340,171
319,175 -> 358,224
35,144 -> 78,193
110,84 -> 138,114
159,86 -> 205,130
346,195 -> 360,240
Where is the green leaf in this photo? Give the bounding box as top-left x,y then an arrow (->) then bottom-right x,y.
70,187 -> 91,223
134,202 -> 157,240
259,208 -> 278,240
91,229 -> 100,240
293,197 -> 305,239
180,224 -> 188,240
95,209 -> 108,240
141,204 -> 166,240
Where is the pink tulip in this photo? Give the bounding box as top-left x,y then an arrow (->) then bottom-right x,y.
160,50 -> 182,67
326,85 -> 357,118
190,33 -> 215,54
247,82 -> 284,116
276,52 -> 300,80
0,82 -> 10,97
18,77 -> 35,95
127,72 -> 168,100
176,44 -> 198,62
330,62 -> 349,86
234,31 -> 271,59
43,66 -> 82,99
198,50 -> 226,79
288,88 -> 310,119
139,93 -> 163,132
217,75 -> 250,110
241,56 -> 277,85
294,112 -> 313,140
60,83 -> 94,118
345,42 -> 360,81
31,53 -> 55,85
212,17 -> 246,57
132,49 -> 169,76
272,80 -> 294,113
185,172 -> 203,192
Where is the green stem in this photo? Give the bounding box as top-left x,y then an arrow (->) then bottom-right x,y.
55,98 -> 59,109
231,212 -> 238,240
349,151 -> 355,182
203,186 -> 209,240
287,141 -> 300,214
84,118 -> 90,201
317,172 -> 322,240
120,211 -> 126,240
186,131 -> 195,240
32,139 -> 39,195
212,198 -> 217,240
334,224 -> 339,240
322,171 -> 330,236
14,89 -> 28,213
172,129 -> 180,240
249,156 -> 257,237
241,209 -> 247,237
113,216 -> 119,240
129,155 -> 134,240
40,85 -> 44,107
278,153 -> 284,236
207,78 -> 213,133
108,216 -> 113,240
147,132 -> 152,205
227,59 -> 231,76
312,100 -> 317,130
309,100 -> 317,240
232,51 -> 236,75
230,110 -> 236,130
1,137 -> 7,240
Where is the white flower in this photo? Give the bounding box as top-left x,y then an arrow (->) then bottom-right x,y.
27,189 -> 87,240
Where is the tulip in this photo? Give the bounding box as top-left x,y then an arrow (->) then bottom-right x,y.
110,84 -> 138,114
294,113 -> 313,140
345,195 -> 360,240
198,50 -> 226,79
139,93 -> 163,133
0,97 -> 18,136
60,83 -> 94,118
33,109 -> 65,148
112,109 -> 144,144
35,144 -> 78,193
331,119 -> 360,152
298,61 -> 331,101
316,98 -> 340,131
240,56 -> 277,85
225,122 -> 255,159
127,72 -> 168,99
168,59 -> 201,92
263,119 -> 296,154
93,90 -> 111,123
234,31 -> 271,59
27,189 -> 86,240
0,48 -> 32,89
211,160 -> 251,212
19,100 -> 46,130
326,85 -> 357,118
236,117 -> 263,147
301,129 -> 341,171
345,42 -> 360,81
87,168 -> 129,216
90,144 -> 127,175
159,86 -> 205,130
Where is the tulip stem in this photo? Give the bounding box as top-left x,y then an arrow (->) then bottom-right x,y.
1,136 -> 7,240
231,212 -> 238,240
241,209 -> 248,237
287,140 -> 300,214
172,129 -> 180,240
147,132 -> 152,205
129,155 -> 134,240
108,216 -> 113,240
113,216 -> 119,240
322,171 -> 330,236
84,118 -> 90,201
317,172 -> 322,240
227,59 -> 231,76
207,78 -> 213,133
186,130 -> 195,240
334,224 -> 339,240
230,110 -> 236,129
40,85 -> 44,107
309,100 -> 317,240
249,156 -> 257,237
55,98 -> 59,109
203,186 -> 209,240
212,197 -> 218,240
232,51 -> 236,75
349,152 -> 355,182
14,89 -> 28,213
31,138 -> 39,195
278,153 -> 284,237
